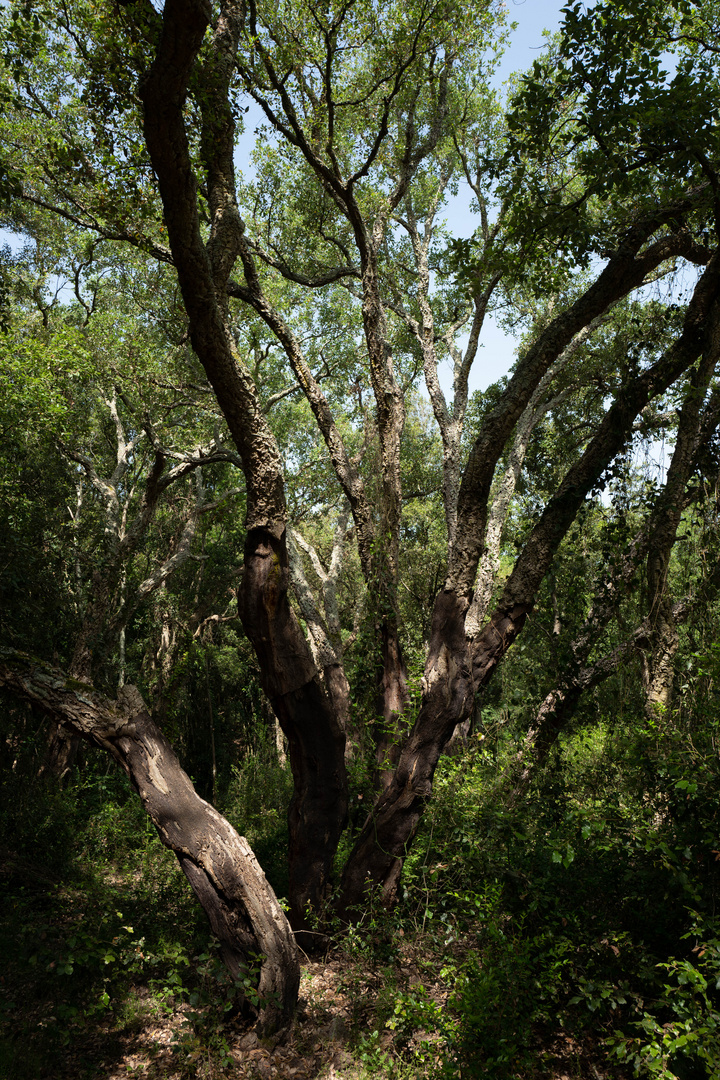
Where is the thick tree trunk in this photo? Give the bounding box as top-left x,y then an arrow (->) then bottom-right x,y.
516,302 -> 720,785
337,588 -> 475,916
141,1 -> 349,934
240,529 -> 348,934
337,267 -> 720,914
0,651 -> 300,1030
644,603 -> 680,723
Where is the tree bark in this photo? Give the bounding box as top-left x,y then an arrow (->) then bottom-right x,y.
140,0 -> 349,931
287,519 -> 354,738
373,621 -> 410,793
514,295 -> 720,783
337,255 -> 720,915
466,310 -> 613,636
451,205 -> 714,598
240,529 -> 348,933
0,650 -> 299,1030
641,302 -> 720,720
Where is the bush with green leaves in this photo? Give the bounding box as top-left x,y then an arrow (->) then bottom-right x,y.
389,683 -> 720,1079
222,740 -> 293,900
608,913 -> 720,1080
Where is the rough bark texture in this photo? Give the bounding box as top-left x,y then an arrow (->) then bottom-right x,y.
337,251 -> 720,915
642,298 -> 720,720
0,651 -> 299,1030
337,588 -> 473,916
140,0 -> 284,536
466,311 -> 612,637
515,294 -> 720,783
240,529 -> 348,933
451,209 -> 714,598
373,622 -> 410,793
140,0 -> 349,931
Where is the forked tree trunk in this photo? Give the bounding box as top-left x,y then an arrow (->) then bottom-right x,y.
337,588 -> 477,916
140,1 -> 349,934
337,272 -> 720,915
139,0 -> 720,928
0,650 -> 300,1030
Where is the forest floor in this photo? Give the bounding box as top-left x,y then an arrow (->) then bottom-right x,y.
0,835 -> 627,1080
1,877 -> 614,1080
73,951 -> 609,1080
7,740 -> 682,1080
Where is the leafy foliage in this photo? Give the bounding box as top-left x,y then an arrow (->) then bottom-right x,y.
2,0 -> 720,1073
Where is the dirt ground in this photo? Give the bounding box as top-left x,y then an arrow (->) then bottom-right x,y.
90,951 -> 611,1080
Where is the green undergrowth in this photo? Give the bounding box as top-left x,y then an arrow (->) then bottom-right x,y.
0,742 -> 300,1079
0,766 -> 262,1079
223,740 -> 294,902
1,705 -> 720,1080
373,708 -> 720,1079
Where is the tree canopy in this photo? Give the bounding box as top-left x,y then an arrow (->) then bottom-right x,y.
2,0 -> 720,1068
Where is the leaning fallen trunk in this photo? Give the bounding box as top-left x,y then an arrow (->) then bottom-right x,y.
0,648 -> 299,1031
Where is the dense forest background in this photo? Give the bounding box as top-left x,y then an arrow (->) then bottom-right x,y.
2,0 -> 720,1077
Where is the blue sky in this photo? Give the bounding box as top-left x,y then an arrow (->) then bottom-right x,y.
3,0 -> 568,398
229,1 -> 569,398
445,0 -> 566,395
496,0 -> 565,84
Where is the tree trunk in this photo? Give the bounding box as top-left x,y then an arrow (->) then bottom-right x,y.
516,304 -> 720,785
0,650 -> 300,1030
643,598 -> 681,724
337,267 -> 720,914
39,721 -> 81,782
337,587 -> 475,917
374,619 -> 410,793
240,529 -> 348,935
140,2 -> 350,935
